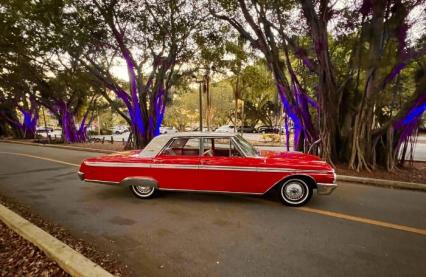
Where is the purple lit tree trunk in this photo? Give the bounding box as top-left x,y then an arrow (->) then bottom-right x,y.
0,97 -> 38,139
79,1 -> 184,149
46,100 -> 94,143
17,106 -> 39,139
212,1 -> 319,152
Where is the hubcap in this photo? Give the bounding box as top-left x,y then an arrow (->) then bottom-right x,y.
284,182 -> 305,201
134,185 -> 153,195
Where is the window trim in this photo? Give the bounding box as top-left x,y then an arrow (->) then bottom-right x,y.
156,135 -> 247,158
157,137 -> 201,157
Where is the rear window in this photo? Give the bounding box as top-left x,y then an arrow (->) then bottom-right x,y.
139,135 -> 171,157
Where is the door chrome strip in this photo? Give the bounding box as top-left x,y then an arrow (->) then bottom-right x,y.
84,179 -> 120,185
159,188 -> 264,195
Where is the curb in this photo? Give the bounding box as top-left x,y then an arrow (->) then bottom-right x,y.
0,203 -> 114,277
337,175 -> 426,192
1,139 -> 425,192
0,139 -> 118,154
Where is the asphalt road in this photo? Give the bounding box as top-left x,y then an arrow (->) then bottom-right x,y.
0,142 -> 425,277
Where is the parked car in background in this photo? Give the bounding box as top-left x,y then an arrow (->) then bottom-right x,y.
160,126 -> 177,134
112,125 -> 129,134
257,126 -> 279,134
78,132 -> 337,206
237,126 -> 257,133
215,124 -> 235,133
36,127 -> 62,138
192,127 -> 210,132
36,126 -> 53,134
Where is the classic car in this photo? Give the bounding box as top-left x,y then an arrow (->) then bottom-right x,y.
78,132 -> 337,206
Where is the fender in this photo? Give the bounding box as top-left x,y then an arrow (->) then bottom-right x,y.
120,177 -> 159,189
264,174 -> 318,194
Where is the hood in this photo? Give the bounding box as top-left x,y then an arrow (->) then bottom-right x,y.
259,150 -> 321,161
259,150 -> 333,172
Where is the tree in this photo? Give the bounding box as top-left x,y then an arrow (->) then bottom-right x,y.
52,0 -> 207,148
210,0 -> 319,152
211,0 -> 425,170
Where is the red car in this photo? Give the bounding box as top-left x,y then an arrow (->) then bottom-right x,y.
78,132 -> 337,206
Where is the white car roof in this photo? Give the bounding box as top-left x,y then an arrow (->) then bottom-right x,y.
139,132 -> 237,157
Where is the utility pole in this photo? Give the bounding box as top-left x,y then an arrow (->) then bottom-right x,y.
193,76 -> 204,132
42,107 -> 50,143
204,69 -> 211,131
198,81 -> 203,132
97,109 -> 101,135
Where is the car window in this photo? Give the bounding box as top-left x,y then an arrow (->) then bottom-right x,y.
234,135 -> 258,157
201,138 -> 242,157
140,135 -> 171,157
160,138 -> 200,156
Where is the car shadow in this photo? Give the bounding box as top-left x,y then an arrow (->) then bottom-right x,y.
87,185 -> 284,207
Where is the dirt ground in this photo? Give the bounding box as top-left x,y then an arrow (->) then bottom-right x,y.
0,194 -> 129,276
0,221 -> 68,277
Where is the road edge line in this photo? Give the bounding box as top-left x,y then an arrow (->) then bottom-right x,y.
0,203 -> 114,277
0,139 -> 118,154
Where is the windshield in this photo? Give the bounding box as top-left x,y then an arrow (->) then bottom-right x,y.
234,135 -> 259,157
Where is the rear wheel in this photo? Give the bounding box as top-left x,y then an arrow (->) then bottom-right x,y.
279,178 -> 312,206
130,184 -> 156,199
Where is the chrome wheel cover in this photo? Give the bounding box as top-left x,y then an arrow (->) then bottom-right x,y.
284,182 -> 305,201
280,179 -> 309,205
133,185 -> 154,196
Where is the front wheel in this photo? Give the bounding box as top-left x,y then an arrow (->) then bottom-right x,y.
130,184 -> 156,199
279,178 -> 312,206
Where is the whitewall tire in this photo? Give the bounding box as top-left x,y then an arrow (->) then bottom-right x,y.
130,184 -> 156,199
279,178 -> 312,206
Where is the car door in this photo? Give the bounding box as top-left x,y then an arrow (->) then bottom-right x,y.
151,137 -> 201,190
199,137 -> 266,193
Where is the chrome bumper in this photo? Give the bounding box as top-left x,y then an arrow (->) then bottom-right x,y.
77,171 -> 85,181
317,183 -> 337,195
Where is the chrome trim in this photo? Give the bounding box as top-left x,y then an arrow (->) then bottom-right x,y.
156,135 -> 248,158
154,164 -> 198,169
317,183 -> 337,195
120,177 -> 159,189
84,179 -> 119,185
230,137 -> 247,157
84,161 -> 151,168
77,171 -> 85,181
159,188 -> 263,195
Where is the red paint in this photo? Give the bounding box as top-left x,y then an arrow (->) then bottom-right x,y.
79,149 -> 335,194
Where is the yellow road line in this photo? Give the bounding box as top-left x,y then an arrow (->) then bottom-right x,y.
0,151 -> 79,167
298,207 -> 426,236
1,151 -> 425,236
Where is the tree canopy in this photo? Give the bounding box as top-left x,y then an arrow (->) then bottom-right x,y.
0,0 -> 424,170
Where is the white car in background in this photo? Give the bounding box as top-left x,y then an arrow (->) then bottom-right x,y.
36,127 -> 62,138
160,126 -> 178,134
215,124 -> 236,133
112,125 -> 129,134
